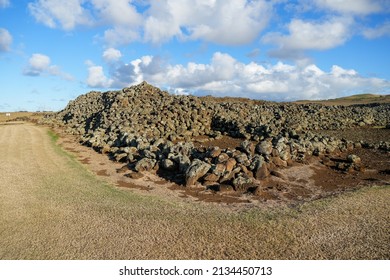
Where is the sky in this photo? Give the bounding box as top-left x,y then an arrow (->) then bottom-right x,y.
0,0 -> 389,112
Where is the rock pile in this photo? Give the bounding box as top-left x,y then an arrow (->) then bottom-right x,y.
44,82 -> 390,193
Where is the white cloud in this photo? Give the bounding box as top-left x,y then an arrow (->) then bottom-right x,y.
29,53 -> 51,71
102,47 -> 122,62
313,0 -> 384,15
91,0 -> 142,26
144,0 -> 271,45
363,21 -> 390,39
28,0 -> 93,30
92,0 -> 142,45
23,53 -> 73,80
263,17 -> 353,58
0,28 -> 12,51
28,0 -> 271,46
88,52 -> 390,100
86,65 -> 113,88
0,0 -> 10,8
103,26 -> 140,46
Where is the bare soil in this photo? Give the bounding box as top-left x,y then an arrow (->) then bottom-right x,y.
55,128 -> 390,207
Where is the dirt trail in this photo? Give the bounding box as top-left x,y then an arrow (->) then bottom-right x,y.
0,123 -> 389,259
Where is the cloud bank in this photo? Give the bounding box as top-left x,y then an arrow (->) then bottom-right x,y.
262,17 -> 354,59
28,0 -> 271,46
87,52 -> 390,101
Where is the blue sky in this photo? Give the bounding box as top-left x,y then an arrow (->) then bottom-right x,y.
0,0 -> 389,112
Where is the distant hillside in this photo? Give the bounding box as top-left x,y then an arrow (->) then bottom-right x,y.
295,93 -> 390,106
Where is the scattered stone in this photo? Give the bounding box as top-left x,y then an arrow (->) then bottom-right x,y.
135,158 -> 156,172
232,174 -> 253,192
347,154 -> 361,165
255,162 -> 270,180
217,153 -> 229,163
204,173 -> 220,182
256,140 -> 273,156
225,158 -> 237,172
161,158 -> 176,171
240,140 -> 255,155
42,81 -> 390,197
126,172 -> 144,179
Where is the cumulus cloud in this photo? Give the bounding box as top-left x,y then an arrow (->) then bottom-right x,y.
28,0 -> 93,30
144,0 -> 271,45
262,17 -> 353,59
92,0 -> 143,45
86,52 -> 389,100
28,0 -> 271,45
86,65 -> 113,88
102,47 -> 122,62
0,0 -> 9,8
23,53 -> 73,80
0,28 -> 12,51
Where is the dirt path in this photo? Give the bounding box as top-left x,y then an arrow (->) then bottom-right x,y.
0,123 -> 389,259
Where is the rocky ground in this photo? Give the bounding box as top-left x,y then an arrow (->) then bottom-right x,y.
42,81 -> 390,205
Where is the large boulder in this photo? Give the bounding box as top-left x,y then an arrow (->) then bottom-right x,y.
256,140 -> 273,156
185,159 -> 211,187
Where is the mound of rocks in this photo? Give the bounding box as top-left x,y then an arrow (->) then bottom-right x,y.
43,82 -> 390,194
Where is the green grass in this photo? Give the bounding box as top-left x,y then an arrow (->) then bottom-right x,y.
47,129 -> 59,142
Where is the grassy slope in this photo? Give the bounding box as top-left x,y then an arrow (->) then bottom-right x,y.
0,123 -> 389,259
295,93 -> 390,106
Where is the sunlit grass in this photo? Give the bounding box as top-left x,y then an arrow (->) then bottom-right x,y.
1,124 -> 389,259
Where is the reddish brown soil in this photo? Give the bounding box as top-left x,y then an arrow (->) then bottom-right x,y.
55,127 -> 389,207
256,148 -> 389,204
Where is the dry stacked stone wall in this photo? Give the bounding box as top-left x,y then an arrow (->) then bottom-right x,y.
44,82 -> 390,193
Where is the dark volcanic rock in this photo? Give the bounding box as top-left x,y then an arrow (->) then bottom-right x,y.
185,159 -> 211,187
42,81 -> 390,195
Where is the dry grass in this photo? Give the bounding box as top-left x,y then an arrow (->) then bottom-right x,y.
295,93 -> 390,106
0,123 -> 389,259
0,111 -> 46,123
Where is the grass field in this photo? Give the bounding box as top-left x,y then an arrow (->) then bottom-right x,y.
0,111 -> 47,123
295,93 -> 390,105
0,123 -> 389,259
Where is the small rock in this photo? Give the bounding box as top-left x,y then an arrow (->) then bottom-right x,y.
254,162 -> 270,180
127,172 -> 144,179
204,173 -> 220,182
135,158 -> 156,172
212,163 -> 226,176
161,158 -> 176,171
209,147 -> 222,158
347,154 -> 361,164
240,140 -> 255,155
270,170 -> 286,179
232,174 -> 253,192
272,156 -> 287,167
225,158 -> 237,172
217,153 -> 229,163
256,140 -> 273,156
